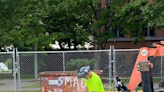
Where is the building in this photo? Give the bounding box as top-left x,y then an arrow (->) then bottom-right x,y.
100,0 -> 164,49
105,29 -> 164,49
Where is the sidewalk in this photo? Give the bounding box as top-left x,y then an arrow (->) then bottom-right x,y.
0,80 -> 40,91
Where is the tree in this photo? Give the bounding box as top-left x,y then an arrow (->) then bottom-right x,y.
0,0 -> 57,51
116,0 -> 164,43
0,0 -> 163,52
42,0 -> 91,50
55,0 -> 148,49
141,0 -> 164,28
54,0 -> 164,69
0,0 -> 18,51
0,0 -> 92,51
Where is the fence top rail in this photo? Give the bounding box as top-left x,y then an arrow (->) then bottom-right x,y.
114,49 -> 140,51
18,49 -> 111,54
0,52 -> 14,54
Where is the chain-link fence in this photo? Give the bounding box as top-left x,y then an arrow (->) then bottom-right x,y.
0,52 -> 15,92
112,49 -> 164,91
18,50 -> 111,91
0,48 -> 164,92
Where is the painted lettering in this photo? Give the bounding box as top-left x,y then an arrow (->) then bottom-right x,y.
73,77 -> 79,90
65,77 -> 72,87
81,80 -> 85,88
58,77 -> 63,86
49,76 -> 86,91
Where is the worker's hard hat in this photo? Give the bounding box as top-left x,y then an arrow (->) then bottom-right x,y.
77,66 -> 90,78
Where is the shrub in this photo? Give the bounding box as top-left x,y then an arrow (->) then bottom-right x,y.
4,59 -> 12,69
66,59 -> 94,71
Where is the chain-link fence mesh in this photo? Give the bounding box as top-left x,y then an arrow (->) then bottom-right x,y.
114,50 -> 139,77
18,50 -> 111,91
1,49 -> 164,92
0,52 -> 14,91
18,52 -> 64,91
150,56 -> 162,88
113,49 -> 163,91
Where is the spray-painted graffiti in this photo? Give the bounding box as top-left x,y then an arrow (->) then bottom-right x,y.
48,76 -> 85,89
41,76 -> 87,92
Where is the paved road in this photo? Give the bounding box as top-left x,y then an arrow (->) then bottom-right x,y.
0,80 -> 40,91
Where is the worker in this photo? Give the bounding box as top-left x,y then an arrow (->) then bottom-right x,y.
77,66 -> 104,92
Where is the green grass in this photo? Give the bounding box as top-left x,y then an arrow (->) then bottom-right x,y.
0,73 -> 13,79
0,73 -> 36,79
20,75 -> 36,79
0,83 -> 40,92
0,83 -> 5,85
120,77 -> 161,83
22,83 -> 40,88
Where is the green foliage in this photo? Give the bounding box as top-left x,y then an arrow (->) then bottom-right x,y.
0,0 -> 50,51
66,59 -> 94,71
21,83 -> 40,88
141,0 -> 164,28
0,0 -> 163,51
115,0 -> 164,43
4,59 -> 12,69
37,59 -> 46,70
114,0 -> 154,43
42,0 -> 93,50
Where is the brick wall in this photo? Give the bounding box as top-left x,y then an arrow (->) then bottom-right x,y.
105,30 -> 164,49
156,29 -> 164,37
105,40 -> 157,49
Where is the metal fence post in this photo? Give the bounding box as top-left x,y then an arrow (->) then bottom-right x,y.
109,46 -> 112,92
34,52 -> 38,80
112,45 -> 116,92
63,52 -> 65,71
16,48 -> 21,92
13,48 -> 17,92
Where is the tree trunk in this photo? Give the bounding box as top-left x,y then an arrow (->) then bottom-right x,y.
93,36 -> 107,70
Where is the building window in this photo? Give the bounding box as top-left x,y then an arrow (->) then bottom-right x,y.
115,28 -> 125,38
114,26 -> 155,38
142,26 -> 155,37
